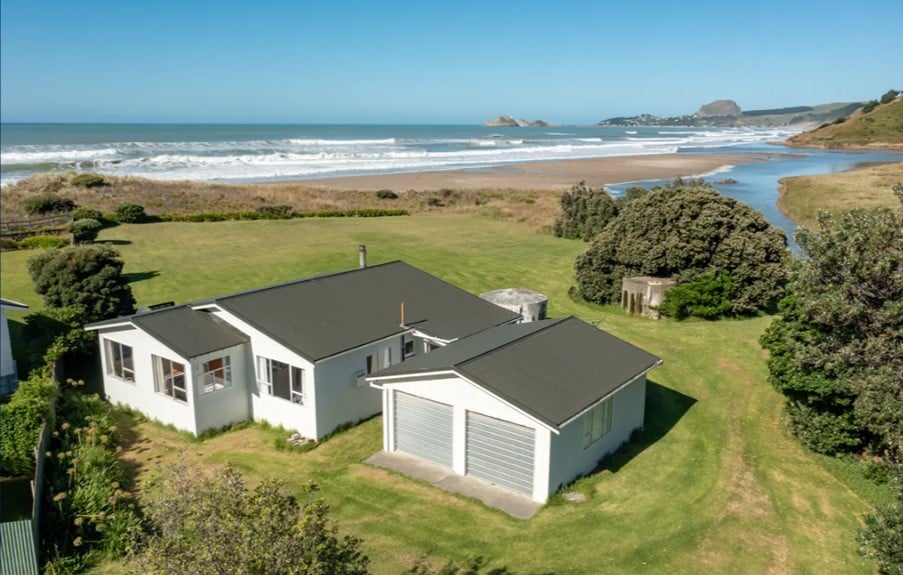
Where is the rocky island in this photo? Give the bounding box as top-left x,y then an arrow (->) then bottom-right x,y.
485,115 -> 551,127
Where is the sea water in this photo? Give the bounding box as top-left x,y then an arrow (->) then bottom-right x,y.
0,123 -> 796,186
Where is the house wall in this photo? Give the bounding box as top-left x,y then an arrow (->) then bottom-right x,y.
313,335 -> 401,439
380,374 -> 553,502
1,308 -> 17,379
97,328 -> 199,434
211,309 -> 318,438
192,344 -> 253,433
548,375 -> 647,496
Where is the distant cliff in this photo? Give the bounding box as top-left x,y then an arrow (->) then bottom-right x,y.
485,116 -> 551,127
598,100 -> 861,128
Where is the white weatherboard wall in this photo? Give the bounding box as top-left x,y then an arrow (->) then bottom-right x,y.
381,374 -> 553,503
313,336 -> 400,438
548,375 -> 647,495
98,328 -> 199,434
193,344 -> 253,433
212,309 -> 318,439
1,308 -> 16,379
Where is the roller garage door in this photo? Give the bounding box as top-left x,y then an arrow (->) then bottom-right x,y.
466,411 -> 535,496
393,392 -> 454,468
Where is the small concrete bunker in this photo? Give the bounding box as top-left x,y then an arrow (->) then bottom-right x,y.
480,288 -> 548,323
621,276 -> 676,320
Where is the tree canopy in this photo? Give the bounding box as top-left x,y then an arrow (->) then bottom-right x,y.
28,245 -> 136,323
134,463 -> 369,575
574,180 -> 788,315
553,181 -> 620,241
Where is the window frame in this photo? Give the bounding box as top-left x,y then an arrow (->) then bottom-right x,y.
257,356 -> 304,405
153,355 -> 188,403
582,397 -> 614,449
365,347 -> 392,375
200,355 -> 232,394
104,339 -> 135,382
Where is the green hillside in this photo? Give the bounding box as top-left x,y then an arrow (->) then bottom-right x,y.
786,97 -> 903,148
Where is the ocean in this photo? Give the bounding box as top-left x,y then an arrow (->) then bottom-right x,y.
0,123 -> 797,186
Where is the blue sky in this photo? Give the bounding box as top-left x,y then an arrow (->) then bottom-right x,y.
1,0 -> 901,124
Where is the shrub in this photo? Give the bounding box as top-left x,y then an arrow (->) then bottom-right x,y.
70,173 -> 106,188
114,203 -> 146,223
880,89 -> 899,105
23,193 -> 76,215
376,189 -> 399,199
858,502 -> 903,574
833,116 -> 847,125
1,238 -> 20,251
426,198 -> 444,207
0,375 -> 58,476
70,206 -> 104,221
17,235 -> 70,249
69,218 -> 102,243
255,204 -> 293,217
659,272 -> 737,320
862,101 -> 880,114
553,181 -> 619,240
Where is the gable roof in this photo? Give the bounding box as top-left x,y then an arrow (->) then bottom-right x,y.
370,317 -> 661,429
214,261 -> 519,361
87,305 -> 249,359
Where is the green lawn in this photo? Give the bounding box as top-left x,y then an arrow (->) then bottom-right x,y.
0,215 -> 881,574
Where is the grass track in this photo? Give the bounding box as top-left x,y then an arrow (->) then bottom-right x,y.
0,214 -> 879,574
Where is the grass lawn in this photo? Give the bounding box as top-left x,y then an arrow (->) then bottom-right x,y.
0,214 -> 883,574
778,161 -> 903,229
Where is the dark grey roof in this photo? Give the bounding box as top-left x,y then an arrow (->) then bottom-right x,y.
215,261 -> 519,361
372,317 -> 661,429
85,305 -> 249,359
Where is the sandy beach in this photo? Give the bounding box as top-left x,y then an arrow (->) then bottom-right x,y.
294,153 -> 762,191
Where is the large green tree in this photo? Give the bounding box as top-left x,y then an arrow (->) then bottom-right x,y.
28,245 -> 136,323
760,192 -> 902,458
553,181 -> 619,241
574,180 -> 788,315
134,463 -> 369,575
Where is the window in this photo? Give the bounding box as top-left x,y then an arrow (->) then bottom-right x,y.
582,397 -> 614,449
257,356 -> 304,404
403,338 -> 415,360
366,348 -> 392,374
200,356 -> 231,394
153,355 -> 187,402
104,340 -> 135,382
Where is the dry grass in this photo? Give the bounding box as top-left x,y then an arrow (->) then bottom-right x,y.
777,161 -> 903,229
0,172 -> 563,230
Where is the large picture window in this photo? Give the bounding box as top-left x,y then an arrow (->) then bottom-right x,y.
104,340 -> 135,382
257,356 -> 304,404
366,348 -> 392,374
153,355 -> 187,402
200,356 -> 232,394
582,397 -> 613,449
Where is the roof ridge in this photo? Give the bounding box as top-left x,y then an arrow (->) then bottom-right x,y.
456,316 -> 571,368
215,260 -> 403,302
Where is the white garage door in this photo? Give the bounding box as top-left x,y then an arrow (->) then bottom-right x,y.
394,391 -> 454,468
466,411 -> 535,496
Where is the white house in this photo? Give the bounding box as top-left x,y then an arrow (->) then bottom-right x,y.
86,259 -> 662,503
367,317 -> 661,503
1,298 -> 29,395
85,260 -> 519,438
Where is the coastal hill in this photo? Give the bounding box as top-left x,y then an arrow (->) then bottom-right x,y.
784,95 -> 903,149
599,99 -> 861,128
485,116 -> 550,127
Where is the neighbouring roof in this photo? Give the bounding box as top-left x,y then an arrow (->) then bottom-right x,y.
215,261 -> 519,361
370,317 -> 662,429
0,298 -> 29,312
87,305 -> 249,359
0,519 -> 39,575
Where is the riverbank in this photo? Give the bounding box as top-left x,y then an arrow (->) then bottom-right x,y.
777,162 -> 903,229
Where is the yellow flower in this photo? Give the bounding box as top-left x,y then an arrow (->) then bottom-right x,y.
73,537 -> 82,547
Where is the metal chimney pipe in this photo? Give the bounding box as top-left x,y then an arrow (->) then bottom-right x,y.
358,245 -> 367,268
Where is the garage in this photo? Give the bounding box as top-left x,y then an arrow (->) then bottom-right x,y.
466,411 -> 535,496
393,391 -> 454,468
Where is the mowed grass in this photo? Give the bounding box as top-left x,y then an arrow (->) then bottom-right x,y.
778,161 -> 903,229
0,215 -> 878,574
